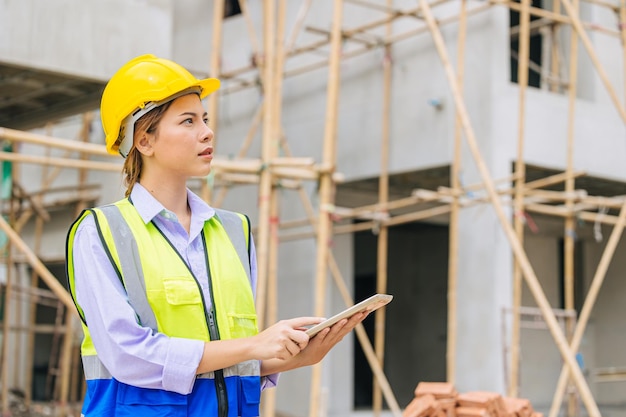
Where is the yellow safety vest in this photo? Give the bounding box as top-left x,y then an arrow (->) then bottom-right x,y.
66,198 -> 261,417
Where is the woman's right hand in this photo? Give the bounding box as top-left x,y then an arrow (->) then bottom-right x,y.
250,317 -> 324,360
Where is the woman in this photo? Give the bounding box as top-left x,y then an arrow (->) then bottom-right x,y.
65,54 -> 367,417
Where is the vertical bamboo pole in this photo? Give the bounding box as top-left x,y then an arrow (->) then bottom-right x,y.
550,0 -> 562,93
262,1 -> 286,416
237,0 -> 261,57
447,0 -> 467,386
57,309 -> 74,415
621,0 -> 626,104
256,0 -> 277,331
547,199 -> 626,417
560,0 -> 626,122
372,1 -> 393,414
309,1 -> 343,416
416,1 -> 600,416
1,156 -> 16,415
328,256 -> 402,417
510,0 -> 531,398
563,1 -> 579,414
203,0 -> 225,203
24,215 -> 44,408
1,244 -> 12,416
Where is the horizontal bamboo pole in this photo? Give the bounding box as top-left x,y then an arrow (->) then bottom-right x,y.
525,189 -> 588,201
0,151 -> 122,172
525,171 -> 586,189
0,127 -> 111,156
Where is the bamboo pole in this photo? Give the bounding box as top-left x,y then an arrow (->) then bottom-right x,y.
286,0 -> 313,52
491,0 -> 620,37
416,0 -> 601,415
262,1 -> 286,415
57,311 -> 74,414
0,215 -> 75,312
24,215 -> 44,408
327,256 -> 402,417
0,127 -> 111,156
222,3 -> 491,96
447,0 -> 467,386
238,0 -> 261,57
24,128 -> 52,407
1,223 -> 13,416
559,0 -> 626,123
372,1 -> 393,412
563,0 -> 580,413
217,0 -> 618,93
0,151 -> 122,172
621,0 -> 626,105
548,199 -> 626,417
203,0 -> 225,203
510,0 -> 531,396
309,1 -> 342,416
256,0 -> 277,333
213,104 -> 263,207
550,0 -> 562,93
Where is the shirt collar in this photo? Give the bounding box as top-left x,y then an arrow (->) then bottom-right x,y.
129,183 -> 216,226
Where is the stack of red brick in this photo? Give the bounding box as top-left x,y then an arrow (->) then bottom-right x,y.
403,382 -> 542,417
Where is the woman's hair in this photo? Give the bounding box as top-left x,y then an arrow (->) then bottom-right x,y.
122,101 -> 173,197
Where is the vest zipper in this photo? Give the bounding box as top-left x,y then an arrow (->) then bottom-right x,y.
202,231 -> 229,417
151,223 -> 229,417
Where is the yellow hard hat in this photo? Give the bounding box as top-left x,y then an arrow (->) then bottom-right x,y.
100,54 -> 220,157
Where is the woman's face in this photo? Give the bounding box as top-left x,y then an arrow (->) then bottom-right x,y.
141,93 -> 214,180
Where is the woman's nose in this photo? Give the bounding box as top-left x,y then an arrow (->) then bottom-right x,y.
202,125 -> 214,142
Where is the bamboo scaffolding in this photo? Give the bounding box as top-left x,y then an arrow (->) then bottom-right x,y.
327,254 -> 402,417
1,0 -> 626,415
560,0 -> 626,122
548,198 -> 626,417
417,0 -> 601,415
214,0 -> 619,97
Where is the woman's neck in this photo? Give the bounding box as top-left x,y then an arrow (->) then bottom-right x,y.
139,178 -> 190,220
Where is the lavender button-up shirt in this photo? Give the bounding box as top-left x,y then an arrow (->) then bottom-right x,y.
73,183 -> 277,395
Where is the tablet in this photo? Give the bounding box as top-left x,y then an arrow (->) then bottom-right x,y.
305,294 -> 393,337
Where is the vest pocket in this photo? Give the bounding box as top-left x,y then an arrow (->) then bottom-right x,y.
162,277 -> 203,305
228,313 -> 258,339
238,377 -> 261,417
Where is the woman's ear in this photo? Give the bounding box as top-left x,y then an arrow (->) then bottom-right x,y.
134,132 -> 154,156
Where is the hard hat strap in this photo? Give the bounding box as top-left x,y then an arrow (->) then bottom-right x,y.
117,87 -> 203,158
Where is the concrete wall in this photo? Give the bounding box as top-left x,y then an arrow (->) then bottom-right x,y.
0,0 -> 173,80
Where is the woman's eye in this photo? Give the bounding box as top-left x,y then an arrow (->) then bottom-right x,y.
183,118 -> 193,125
203,119 -> 209,126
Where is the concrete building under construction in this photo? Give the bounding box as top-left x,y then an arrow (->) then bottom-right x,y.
0,1 -> 625,416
